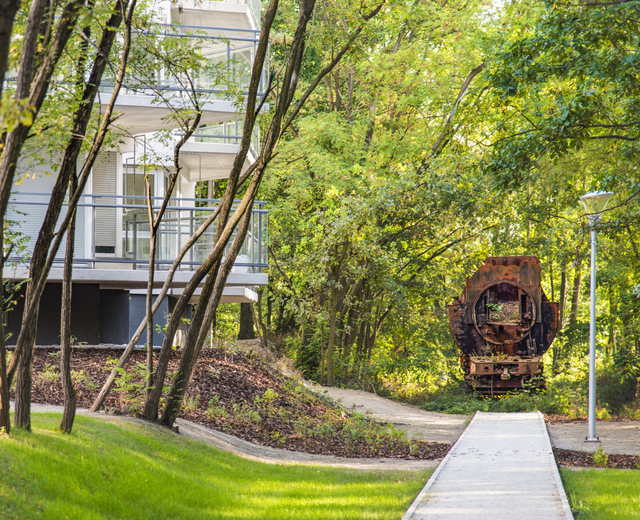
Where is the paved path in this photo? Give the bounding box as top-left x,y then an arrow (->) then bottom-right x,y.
402,412 -> 573,520
319,387 -> 469,444
548,421 -> 640,455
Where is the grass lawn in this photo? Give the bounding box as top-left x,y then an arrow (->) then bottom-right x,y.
561,468 -> 640,519
0,413 -> 431,520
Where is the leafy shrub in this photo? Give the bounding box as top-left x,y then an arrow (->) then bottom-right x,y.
592,446 -> 609,468
207,396 -> 229,420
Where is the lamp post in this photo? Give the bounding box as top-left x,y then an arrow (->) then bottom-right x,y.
579,190 -> 613,443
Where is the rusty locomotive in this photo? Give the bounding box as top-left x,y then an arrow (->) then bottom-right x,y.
448,256 -> 559,395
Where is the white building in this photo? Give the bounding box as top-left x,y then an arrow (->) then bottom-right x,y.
4,0 -> 267,346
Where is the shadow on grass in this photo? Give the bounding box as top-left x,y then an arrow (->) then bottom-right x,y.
0,413 -> 431,520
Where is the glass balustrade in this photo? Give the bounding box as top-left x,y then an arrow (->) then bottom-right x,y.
98,25 -> 267,101
7,192 -> 268,272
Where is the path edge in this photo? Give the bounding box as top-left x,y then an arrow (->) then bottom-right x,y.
400,411 -> 476,520
538,410 -> 575,520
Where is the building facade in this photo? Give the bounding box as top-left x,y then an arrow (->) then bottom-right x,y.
4,0 -> 267,346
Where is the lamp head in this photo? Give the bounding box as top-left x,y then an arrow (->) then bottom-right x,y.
580,191 -> 614,220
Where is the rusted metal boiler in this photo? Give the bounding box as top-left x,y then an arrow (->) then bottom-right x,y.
448,256 -> 559,395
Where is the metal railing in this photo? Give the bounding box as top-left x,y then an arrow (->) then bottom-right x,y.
178,120 -> 261,151
7,193 -> 268,272
98,24 -> 267,101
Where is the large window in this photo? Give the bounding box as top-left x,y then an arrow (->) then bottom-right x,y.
124,167 -> 154,208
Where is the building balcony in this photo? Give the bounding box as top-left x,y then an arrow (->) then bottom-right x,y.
6,192 -> 268,289
99,24 -> 267,136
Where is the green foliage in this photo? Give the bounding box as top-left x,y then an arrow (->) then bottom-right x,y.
206,396 -> 230,420
36,364 -> 60,387
70,370 -> 98,391
592,446 -> 610,468
211,303 -> 241,345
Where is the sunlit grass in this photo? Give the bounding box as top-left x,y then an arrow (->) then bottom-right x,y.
561,468 -> 640,519
0,413 -> 431,520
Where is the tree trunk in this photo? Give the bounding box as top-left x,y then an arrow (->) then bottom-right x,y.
608,284 -> 617,356
319,322 -> 325,385
569,254 -> 583,329
144,0 -> 381,422
60,175 -> 78,434
551,260 -> 566,373
0,235 -> 10,433
559,262 -> 567,329
0,0 -> 20,103
160,205 -> 254,426
326,284 -> 338,386
143,175 -> 262,421
9,0 -> 128,430
145,176 -> 156,401
238,303 -> 256,339
549,258 -> 555,302
342,308 -> 356,362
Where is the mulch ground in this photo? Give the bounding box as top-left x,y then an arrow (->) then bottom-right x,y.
17,346 -> 449,461
554,448 -> 639,470
544,414 -> 638,424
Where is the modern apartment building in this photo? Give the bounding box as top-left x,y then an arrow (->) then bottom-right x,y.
4,0 -> 267,346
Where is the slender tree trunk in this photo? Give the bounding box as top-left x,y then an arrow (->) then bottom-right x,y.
90,201 -> 220,412
608,284 -> 617,356
266,288 -> 272,328
160,205 -> 254,426
143,175 -> 262,420
10,0 -> 129,430
145,176 -> 156,401
569,254 -> 583,329
553,261 -> 568,374
60,175 -> 78,433
326,284 -> 338,386
145,0 -> 381,421
0,0 -> 20,103
0,233 -> 10,433
319,322 -> 325,385
559,262 -> 567,329
342,308 -> 356,362
549,258 -> 555,302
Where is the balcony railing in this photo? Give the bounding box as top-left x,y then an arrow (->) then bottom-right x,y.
178,120 -> 261,152
217,0 -> 261,27
7,193 -> 268,273
99,25 -> 267,102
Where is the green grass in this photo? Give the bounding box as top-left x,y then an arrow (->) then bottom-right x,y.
561,468 -> 640,519
0,413 -> 431,520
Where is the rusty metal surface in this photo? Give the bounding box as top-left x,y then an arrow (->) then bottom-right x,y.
449,256 -> 559,395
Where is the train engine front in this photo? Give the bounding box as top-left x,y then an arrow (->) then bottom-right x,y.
448,256 -> 559,395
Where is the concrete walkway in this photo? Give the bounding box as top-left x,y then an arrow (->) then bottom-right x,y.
402,412 -> 573,520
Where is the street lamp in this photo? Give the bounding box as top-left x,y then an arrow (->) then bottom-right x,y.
579,190 -> 614,443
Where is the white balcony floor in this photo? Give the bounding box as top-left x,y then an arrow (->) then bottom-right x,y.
180,141 -> 258,181
4,266 -> 267,291
100,94 -> 240,135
